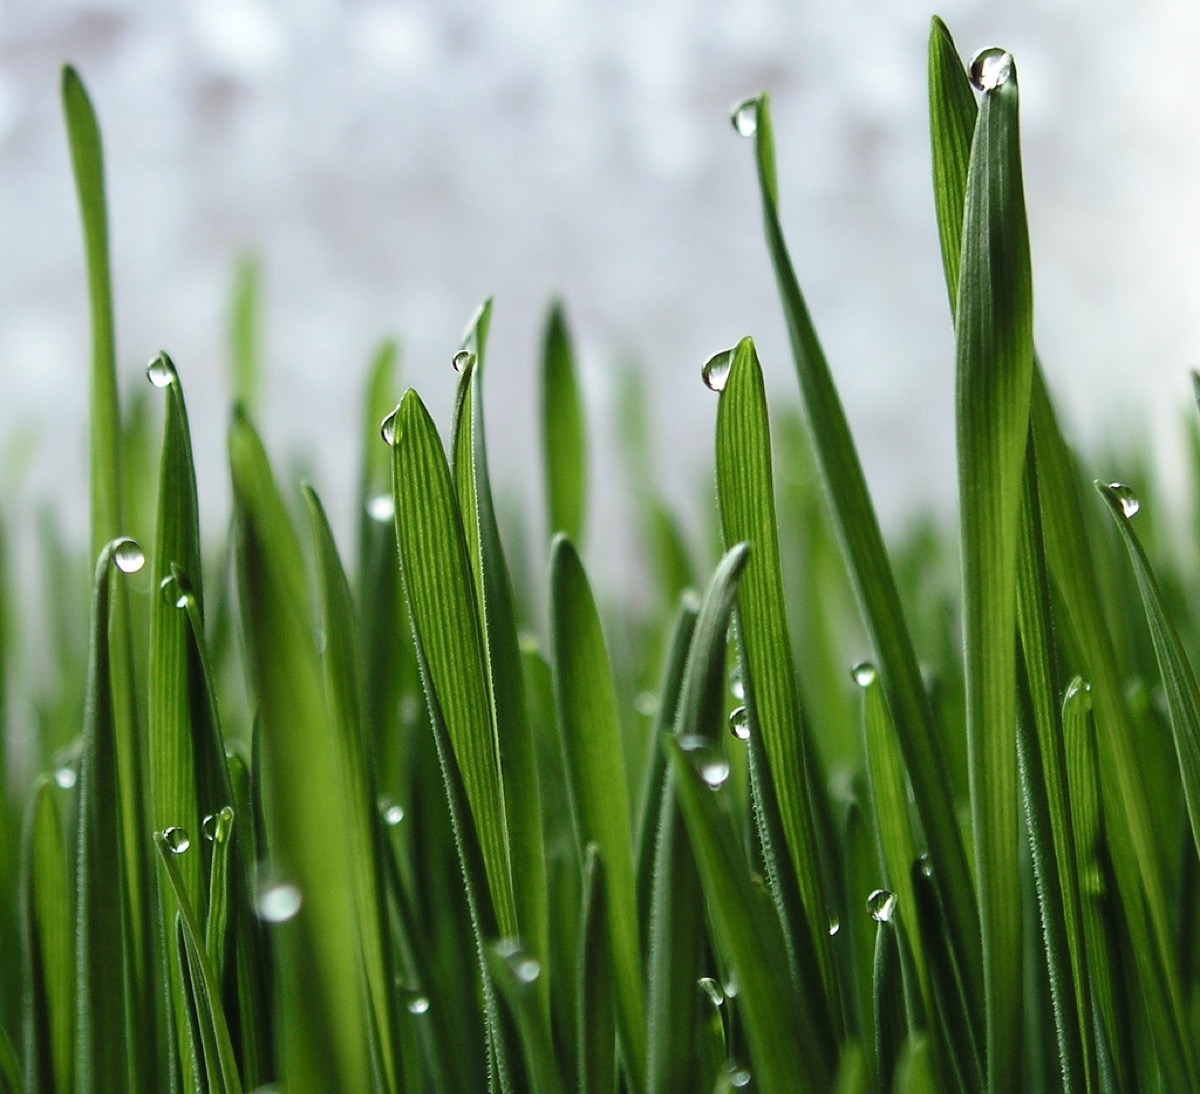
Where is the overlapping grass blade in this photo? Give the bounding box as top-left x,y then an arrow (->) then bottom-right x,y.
576,845 -> 615,1094
486,942 -> 566,1094
713,337 -> 835,1011
229,410 -> 370,1094
541,301 -> 587,544
748,92 -> 980,1002
549,535 -> 646,1090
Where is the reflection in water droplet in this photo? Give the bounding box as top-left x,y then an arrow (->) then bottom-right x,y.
698,976 -> 724,1006
1106,482 -> 1140,519
380,406 -> 400,446
202,806 -> 235,843
851,661 -> 877,688
112,537 -> 145,574
405,991 -> 430,1015
867,888 -> 897,923
730,97 -> 759,137
146,353 -> 177,388
724,1061 -> 752,1088
452,350 -> 473,373
703,349 -> 735,393
728,663 -> 745,700
679,735 -> 731,789
496,938 -> 541,983
366,493 -> 395,522
968,47 -> 1013,92
162,826 -> 191,854
379,798 -> 405,826
256,881 -> 302,923
828,916 -> 841,936
729,705 -> 750,740
54,766 -> 77,789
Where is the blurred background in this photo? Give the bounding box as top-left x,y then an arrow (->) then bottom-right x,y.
1,0 -> 1198,581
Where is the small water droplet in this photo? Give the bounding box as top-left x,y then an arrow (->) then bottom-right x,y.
54,766 -> 77,789
917,853 -> 933,878
366,493 -> 395,522
162,826 -> 191,854
729,705 -> 750,740
679,735 -> 731,789
202,806 -> 235,843
635,691 -> 659,718
379,798 -> 405,826
698,976 -> 724,1006
851,661 -> 877,688
146,353 -> 177,388
1106,482 -> 1140,519
703,349 -> 735,393
968,47 -> 1013,92
723,969 -> 739,998
452,349 -> 473,373
380,405 -> 400,446
405,991 -> 430,1015
256,881 -> 302,923
496,938 -> 541,983
1064,677 -> 1093,710
730,97 -> 759,137
828,916 -> 841,936
159,573 -> 192,609
728,663 -> 745,700
867,888 -> 897,923
723,1060 -> 752,1088
112,537 -> 145,574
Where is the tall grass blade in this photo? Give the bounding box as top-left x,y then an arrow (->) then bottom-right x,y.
486,941 -> 566,1094
577,845 -> 615,1094
541,301 -> 587,545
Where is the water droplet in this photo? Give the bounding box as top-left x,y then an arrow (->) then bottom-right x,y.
405,991 -> 430,1015
698,976 -> 724,1006
728,663 -> 745,700
54,766 -> 77,789
635,691 -> 659,718
1106,482 -> 1140,519
968,47 -> 1013,92
828,916 -> 841,937
1064,677 -> 1093,710
496,938 -> 541,983
112,537 -> 145,574
380,405 -> 400,446
917,853 -> 933,878
202,806 -> 235,843
851,661 -> 877,688
867,888 -> 897,923
146,353 -> 177,388
379,798 -> 405,826
723,969 -> 739,998
728,705 -> 750,740
256,881 -> 302,923
703,349 -> 735,393
159,573 -> 192,609
161,826 -> 191,854
730,97 -> 758,137
723,1060 -> 752,1088
366,493 -> 395,522
679,735 -> 731,789
452,349 -> 473,373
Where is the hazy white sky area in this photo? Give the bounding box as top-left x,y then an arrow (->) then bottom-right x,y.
1,0 -> 1198,585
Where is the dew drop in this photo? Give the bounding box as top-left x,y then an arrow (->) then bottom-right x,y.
380,405 -> 400,446
851,661 -> 877,688
162,826 -> 191,854
146,353 -> 177,388
1064,677 -> 1093,710
202,806 -> 235,843
968,47 -> 1013,92
496,938 -> 541,984
703,349 -> 735,393
635,691 -> 659,718
730,97 -> 758,137
728,705 -> 750,740
828,916 -> 841,937
379,798 -> 405,826
679,735 -> 731,789
112,537 -> 145,574
723,969 -> 739,998
1106,482 -> 1140,519
917,853 -> 933,879
405,991 -> 430,1015
452,349 -> 473,373
724,1060 -> 752,1088
256,881 -> 302,923
159,573 -> 192,609
728,663 -> 745,700
366,493 -> 395,522
867,888 -> 897,923
698,976 -> 724,1007
54,766 -> 77,789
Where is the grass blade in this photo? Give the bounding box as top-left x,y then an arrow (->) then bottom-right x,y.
230,255 -> 261,413
541,301 -> 587,544
577,845 -> 615,1094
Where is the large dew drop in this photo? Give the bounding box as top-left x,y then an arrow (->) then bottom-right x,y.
161,826 -> 191,854
968,47 -> 1013,92
379,798 -> 405,826
146,353 -> 177,388
728,705 -> 750,740
1106,482 -> 1140,519
851,661 -> 877,688
702,349 -> 735,393
380,405 -> 401,446
112,537 -> 145,574
867,888 -> 897,923
730,97 -> 759,137
679,735 -> 731,789
405,991 -> 431,1015
54,766 -> 77,790
452,350 -> 474,373
256,881 -> 302,923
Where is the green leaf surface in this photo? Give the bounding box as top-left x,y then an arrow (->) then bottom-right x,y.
541,301 -> 587,545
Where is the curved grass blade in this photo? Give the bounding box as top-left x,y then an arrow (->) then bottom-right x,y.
714,337 -> 834,1009
549,536 -> 646,1090
304,484 -> 400,1093
541,301 -> 587,545
21,777 -> 73,1094
229,410 -> 370,1094
748,93 -> 980,1003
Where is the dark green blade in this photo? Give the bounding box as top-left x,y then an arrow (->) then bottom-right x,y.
577,845 -> 615,1094
541,301 -> 587,545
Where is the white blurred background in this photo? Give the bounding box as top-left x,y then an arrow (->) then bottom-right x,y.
1,0 -> 1198,580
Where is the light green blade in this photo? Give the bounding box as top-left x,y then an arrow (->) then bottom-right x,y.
541,301 -> 587,545
230,254 -> 262,414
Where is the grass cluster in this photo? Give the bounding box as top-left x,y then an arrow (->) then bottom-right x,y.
2,16 -> 1199,1094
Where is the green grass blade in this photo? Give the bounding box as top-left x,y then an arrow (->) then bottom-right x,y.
303,484 -> 400,1094
548,535 -> 646,1091
21,777 -> 73,1094
748,93 -> 980,1002
203,805 -> 235,982
872,921 -> 906,1092
390,388 -> 517,938
230,255 -> 261,413
577,845 -> 616,1094
666,735 -> 825,1094
229,411 -> 370,1094
486,941 -> 566,1094
541,301 -> 587,545
953,57 -> 1034,1093
714,337 -> 834,1009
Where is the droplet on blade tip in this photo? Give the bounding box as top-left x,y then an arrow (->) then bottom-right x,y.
698,976 -> 724,1006
452,349 -> 473,373
161,826 -> 191,854
851,661 -> 877,687
146,353 -> 176,388
679,735 -> 731,789
867,888 -> 897,922
730,97 -> 758,136
112,537 -> 145,574
968,47 -> 1013,91
380,406 -> 400,446
1106,482 -> 1140,518
703,349 -> 735,392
